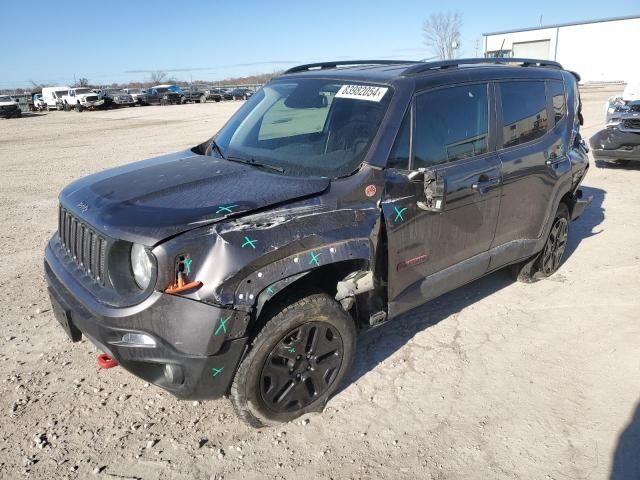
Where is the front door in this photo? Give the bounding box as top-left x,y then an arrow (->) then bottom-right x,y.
382,82 -> 502,319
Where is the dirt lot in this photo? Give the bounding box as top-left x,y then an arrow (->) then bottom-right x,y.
0,88 -> 638,480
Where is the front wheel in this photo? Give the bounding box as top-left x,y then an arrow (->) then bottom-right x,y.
230,291 -> 355,427
76,103 -> 83,112
200,95 -> 206,103
513,202 -> 570,282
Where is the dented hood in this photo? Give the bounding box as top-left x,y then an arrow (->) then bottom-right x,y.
59,149 -> 330,245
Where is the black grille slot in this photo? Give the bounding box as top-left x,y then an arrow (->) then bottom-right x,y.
622,119 -> 640,130
58,206 -> 107,284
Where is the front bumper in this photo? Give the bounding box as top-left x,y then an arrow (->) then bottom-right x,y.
81,100 -> 105,108
44,240 -> 249,399
0,106 -> 20,118
590,127 -> 640,162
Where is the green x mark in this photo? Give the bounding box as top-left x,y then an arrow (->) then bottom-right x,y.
394,206 -> 408,223
288,347 -> 296,353
183,258 -> 192,274
211,367 -> 224,377
267,286 -> 275,295
214,316 -> 230,335
216,204 -> 237,214
242,236 -> 258,249
309,251 -> 321,266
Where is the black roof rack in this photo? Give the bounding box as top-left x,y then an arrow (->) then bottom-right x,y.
402,57 -> 563,76
284,60 -> 420,74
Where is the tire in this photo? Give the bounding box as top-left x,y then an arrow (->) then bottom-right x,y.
512,202 -> 570,282
231,291 -> 356,428
160,98 -> 168,106
46,104 -> 51,112
200,95 -> 207,104
76,103 -> 83,112
63,102 -> 70,112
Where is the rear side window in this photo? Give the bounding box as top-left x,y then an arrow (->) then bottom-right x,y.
548,80 -> 566,125
499,81 -> 548,148
414,83 -> 489,168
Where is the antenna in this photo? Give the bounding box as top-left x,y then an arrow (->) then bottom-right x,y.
497,39 -> 506,58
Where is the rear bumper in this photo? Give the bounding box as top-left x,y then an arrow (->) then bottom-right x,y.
44,241 -> 249,399
569,188 -> 592,221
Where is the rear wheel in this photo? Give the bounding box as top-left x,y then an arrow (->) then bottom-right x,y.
512,202 -> 570,282
231,291 -> 355,427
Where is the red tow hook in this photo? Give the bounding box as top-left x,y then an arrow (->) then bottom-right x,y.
97,353 -> 119,369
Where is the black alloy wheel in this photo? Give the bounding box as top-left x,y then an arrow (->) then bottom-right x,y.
539,213 -> 568,276
231,291 -> 355,427
260,321 -> 343,413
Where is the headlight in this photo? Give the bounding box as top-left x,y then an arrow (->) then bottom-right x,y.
131,244 -> 153,289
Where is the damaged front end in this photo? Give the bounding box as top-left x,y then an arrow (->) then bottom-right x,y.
591,98 -> 640,163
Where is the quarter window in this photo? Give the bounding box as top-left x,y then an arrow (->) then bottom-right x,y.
387,111 -> 411,169
499,81 -> 548,148
548,80 -> 566,125
414,84 -> 489,169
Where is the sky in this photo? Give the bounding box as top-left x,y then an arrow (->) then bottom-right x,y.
2,0 -> 638,88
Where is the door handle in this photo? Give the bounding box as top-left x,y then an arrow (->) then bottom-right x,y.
472,175 -> 501,192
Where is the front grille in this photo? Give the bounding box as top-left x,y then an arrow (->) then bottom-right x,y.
622,119 -> 640,130
86,95 -> 99,102
58,205 -> 107,284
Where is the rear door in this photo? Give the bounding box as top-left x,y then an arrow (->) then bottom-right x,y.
489,79 -> 571,268
382,82 -> 502,319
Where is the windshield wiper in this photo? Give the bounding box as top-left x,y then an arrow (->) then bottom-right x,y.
210,139 -> 226,159
225,155 -> 285,173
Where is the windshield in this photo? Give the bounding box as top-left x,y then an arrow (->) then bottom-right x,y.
167,85 -> 182,93
55,90 -> 67,97
155,87 -> 169,93
213,79 -> 392,177
75,88 -> 92,94
128,89 -> 141,94
0,96 -> 11,102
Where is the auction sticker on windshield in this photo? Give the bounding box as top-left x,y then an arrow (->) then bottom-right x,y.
336,85 -> 388,102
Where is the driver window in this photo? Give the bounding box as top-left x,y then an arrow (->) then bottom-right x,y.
414,83 -> 489,168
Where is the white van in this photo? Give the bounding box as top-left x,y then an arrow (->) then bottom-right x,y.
42,86 -> 71,111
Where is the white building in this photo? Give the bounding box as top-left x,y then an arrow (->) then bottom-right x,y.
483,15 -> 640,83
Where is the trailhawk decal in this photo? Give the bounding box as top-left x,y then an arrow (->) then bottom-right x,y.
335,85 -> 388,102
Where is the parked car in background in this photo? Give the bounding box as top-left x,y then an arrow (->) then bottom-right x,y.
228,88 -> 253,100
122,88 -> 148,105
591,82 -> 640,166
45,58 -> 590,427
61,87 -> 104,112
0,95 -> 21,118
42,86 -> 70,111
182,84 -> 222,103
32,94 -> 46,111
99,89 -> 135,108
145,85 -> 185,105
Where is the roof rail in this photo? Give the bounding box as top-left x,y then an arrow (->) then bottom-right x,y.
284,60 -> 420,74
401,57 -> 563,76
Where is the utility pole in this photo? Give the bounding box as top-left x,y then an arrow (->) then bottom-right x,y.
475,39 -> 480,57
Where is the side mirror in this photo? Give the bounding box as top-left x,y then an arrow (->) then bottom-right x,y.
409,168 -> 446,211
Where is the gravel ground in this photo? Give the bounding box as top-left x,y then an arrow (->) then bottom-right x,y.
0,90 -> 638,480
